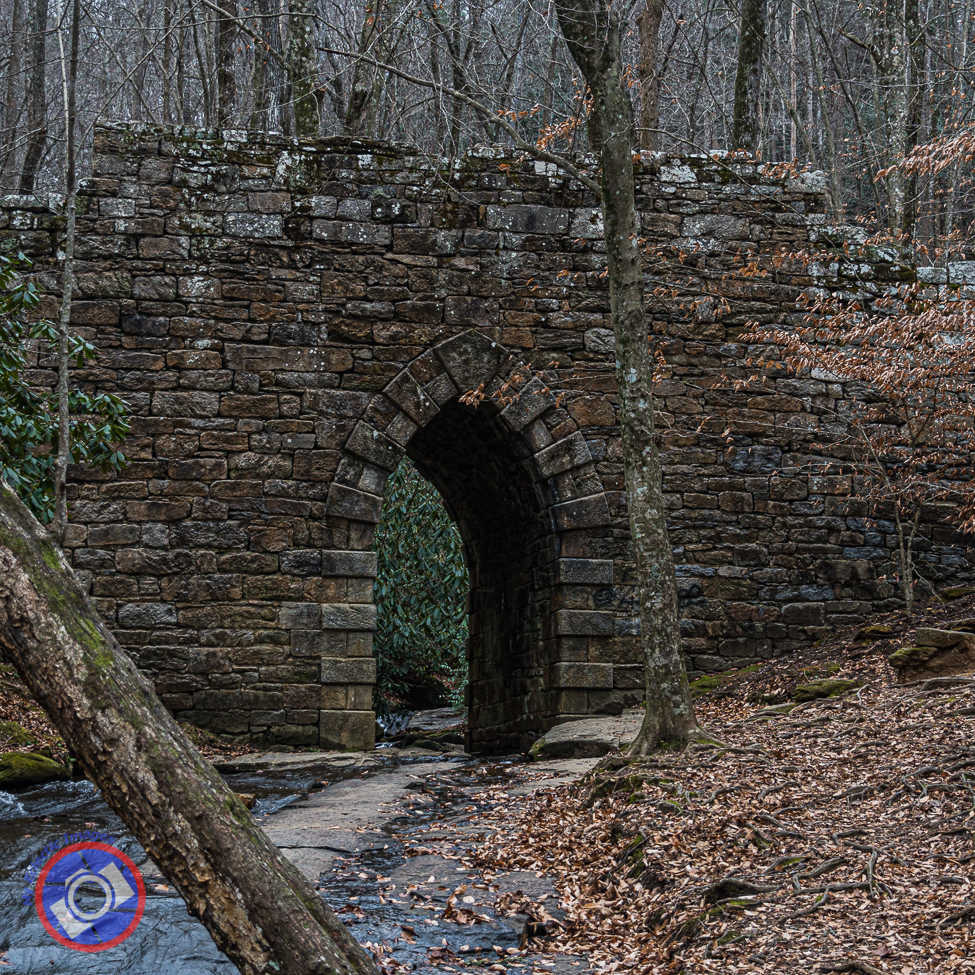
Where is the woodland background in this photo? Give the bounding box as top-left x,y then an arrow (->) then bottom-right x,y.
0,0 -> 969,244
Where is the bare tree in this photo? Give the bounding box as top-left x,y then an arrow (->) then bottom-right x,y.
552,0 -> 699,752
636,0 -> 664,150
18,0 -> 48,193
732,0 -> 766,153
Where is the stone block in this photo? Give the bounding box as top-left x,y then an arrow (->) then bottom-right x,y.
555,610 -> 614,636
279,549 -> 323,576
433,330 -> 506,393
152,391 -> 220,418
88,524 -> 141,547
551,662 -> 614,689
116,549 -> 195,575
915,628 -> 975,648
291,629 -> 326,656
613,666 -> 645,689
320,550 -> 379,578
124,501 -> 192,522
500,377 -> 555,431
534,432 -> 591,478
728,445 -> 782,474
345,422 -> 402,472
280,604 -> 321,628
312,220 -> 391,246
225,213 -> 283,237
118,602 -> 177,628
770,478 -> 808,501
293,450 -> 339,481
552,494 -> 611,530
557,559 -> 614,585
320,710 -> 376,750
320,657 -> 377,684
220,394 -> 279,419
682,214 -> 749,239
321,603 -> 377,631
383,370 -> 440,426
444,296 -> 498,329
781,602 -> 826,626
485,205 -> 569,234
325,484 -> 383,523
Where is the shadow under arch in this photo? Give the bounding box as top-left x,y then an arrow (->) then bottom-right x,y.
327,329 -> 617,752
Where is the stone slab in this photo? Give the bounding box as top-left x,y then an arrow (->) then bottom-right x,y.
529,710 -> 644,760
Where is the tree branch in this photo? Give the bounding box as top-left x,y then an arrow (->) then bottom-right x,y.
318,44 -> 603,196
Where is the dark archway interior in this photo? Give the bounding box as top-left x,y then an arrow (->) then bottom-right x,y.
406,399 -> 556,753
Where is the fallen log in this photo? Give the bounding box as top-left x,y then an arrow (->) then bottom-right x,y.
0,479 -> 378,975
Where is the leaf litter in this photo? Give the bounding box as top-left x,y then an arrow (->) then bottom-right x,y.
412,604 -> 975,974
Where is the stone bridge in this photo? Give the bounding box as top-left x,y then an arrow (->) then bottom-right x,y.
2,123 -> 971,752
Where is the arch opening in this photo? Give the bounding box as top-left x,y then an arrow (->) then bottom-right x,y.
402,398 -> 557,753
373,456 -> 469,715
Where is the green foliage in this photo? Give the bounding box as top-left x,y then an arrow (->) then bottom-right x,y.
373,458 -> 468,710
0,254 -> 130,522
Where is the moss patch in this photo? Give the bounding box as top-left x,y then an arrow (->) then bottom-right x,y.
690,664 -> 763,699
888,645 -> 938,670
794,678 -> 862,702
0,751 -> 69,789
0,720 -> 35,747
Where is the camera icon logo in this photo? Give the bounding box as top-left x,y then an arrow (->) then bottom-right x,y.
34,842 -> 145,952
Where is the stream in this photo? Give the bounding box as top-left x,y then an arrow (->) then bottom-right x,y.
0,716 -> 586,975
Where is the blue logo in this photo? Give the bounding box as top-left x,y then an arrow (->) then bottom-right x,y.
31,840 -> 145,952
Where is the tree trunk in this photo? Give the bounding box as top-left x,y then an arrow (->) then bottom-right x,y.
249,0 -> 271,130
0,479 -> 380,975
19,0 -> 49,195
217,0 -> 237,126
732,0 -> 766,153
636,0 -> 663,151
53,0 -> 80,544
552,0 -> 698,753
868,0 -> 915,236
288,0 -> 320,137
1,0 -> 25,192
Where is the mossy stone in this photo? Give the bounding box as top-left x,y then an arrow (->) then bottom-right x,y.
941,585 -> 975,600
0,720 -> 35,747
0,751 -> 69,789
794,678 -> 861,702
888,645 -> 938,669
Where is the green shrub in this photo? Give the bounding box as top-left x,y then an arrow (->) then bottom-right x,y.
0,255 -> 129,522
373,458 -> 468,711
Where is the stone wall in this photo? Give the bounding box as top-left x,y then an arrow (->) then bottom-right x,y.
1,121 -> 970,752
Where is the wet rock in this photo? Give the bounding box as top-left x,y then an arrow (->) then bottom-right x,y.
0,751 -> 70,789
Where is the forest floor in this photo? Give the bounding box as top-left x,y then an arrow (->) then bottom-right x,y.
443,593 -> 975,974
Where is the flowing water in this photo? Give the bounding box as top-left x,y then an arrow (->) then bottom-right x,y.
0,733 -> 555,975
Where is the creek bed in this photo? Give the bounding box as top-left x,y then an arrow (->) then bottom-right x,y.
0,749 -> 555,974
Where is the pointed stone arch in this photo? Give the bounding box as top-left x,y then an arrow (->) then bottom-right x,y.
320,330 -> 620,752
